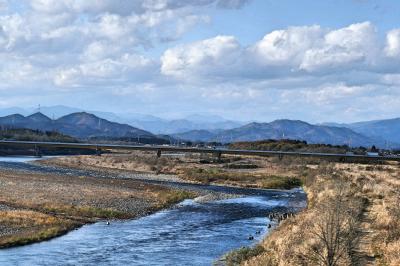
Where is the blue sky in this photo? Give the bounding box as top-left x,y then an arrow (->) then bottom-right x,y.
146,0 -> 399,57
1,0 -> 400,123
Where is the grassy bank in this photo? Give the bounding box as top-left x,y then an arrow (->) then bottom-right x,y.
0,169 -> 196,249
33,153 -> 400,265
0,210 -> 81,249
40,153 -> 302,190
222,160 -> 400,266
223,245 -> 266,266
181,168 -> 302,189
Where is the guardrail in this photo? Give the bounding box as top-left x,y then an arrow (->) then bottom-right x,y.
0,140 -> 399,162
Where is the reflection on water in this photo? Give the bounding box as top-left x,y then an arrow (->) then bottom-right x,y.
0,156 -> 56,163
0,156 -> 40,163
0,195 -> 305,266
0,157 -> 306,266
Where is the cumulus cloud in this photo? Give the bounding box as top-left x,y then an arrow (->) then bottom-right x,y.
300,22 -> 380,72
161,22 -> 390,79
251,25 -> 323,67
385,29 -> 400,57
156,21 -> 400,121
161,35 -> 242,79
0,0 -> 399,122
54,54 -> 157,88
1,0 -> 250,58
0,0 -> 251,92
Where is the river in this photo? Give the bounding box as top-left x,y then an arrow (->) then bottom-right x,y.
0,157 -> 306,266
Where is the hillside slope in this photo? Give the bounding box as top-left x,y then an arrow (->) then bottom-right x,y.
346,118 -> 400,144
173,119 -> 395,148
0,112 -> 161,142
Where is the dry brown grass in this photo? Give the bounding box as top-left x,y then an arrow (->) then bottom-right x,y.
40,153 -> 400,265
43,152 -> 181,173
0,167 -> 196,248
0,210 -> 80,248
44,153 -> 300,189
180,167 -> 301,189
240,161 -> 400,266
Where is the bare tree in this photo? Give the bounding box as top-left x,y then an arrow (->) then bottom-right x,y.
300,183 -> 362,265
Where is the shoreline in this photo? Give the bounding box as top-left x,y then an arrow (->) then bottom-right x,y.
0,164 -> 197,249
234,161 -> 400,265
0,154 -> 305,251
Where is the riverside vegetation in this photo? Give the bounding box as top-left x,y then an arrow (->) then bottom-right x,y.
223,159 -> 400,266
0,167 -> 195,248
0,128 -> 77,142
43,151 -> 303,190
51,151 -> 400,265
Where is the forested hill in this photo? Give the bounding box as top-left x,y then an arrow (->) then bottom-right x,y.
0,128 -> 77,142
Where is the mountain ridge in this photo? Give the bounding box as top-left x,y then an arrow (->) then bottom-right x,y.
0,112 -> 162,142
0,106 -> 243,134
322,117 -> 400,144
174,119 -> 398,148
1,109 -> 399,148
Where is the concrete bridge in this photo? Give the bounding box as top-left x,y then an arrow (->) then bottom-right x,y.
0,140 -> 399,162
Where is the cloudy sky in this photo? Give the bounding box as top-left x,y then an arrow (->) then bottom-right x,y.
1,0 -> 400,122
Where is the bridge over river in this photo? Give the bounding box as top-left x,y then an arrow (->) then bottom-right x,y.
1,140 -> 399,162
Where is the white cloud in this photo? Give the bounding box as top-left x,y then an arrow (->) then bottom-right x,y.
0,0 -> 399,122
161,35 -> 241,79
156,22 -> 400,121
251,25 -> 323,67
1,0 -> 248,92
385,29 -> 400,57
54,54 -> 156,88
161,21 -> 400,80
301,22 -> 379,72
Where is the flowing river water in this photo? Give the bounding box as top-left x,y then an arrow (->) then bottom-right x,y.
0,156 -> 307,266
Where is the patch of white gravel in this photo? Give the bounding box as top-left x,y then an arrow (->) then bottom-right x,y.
193,193 -> 243,203
121,172 -> 185,183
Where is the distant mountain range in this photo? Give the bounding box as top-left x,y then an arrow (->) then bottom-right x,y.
322,118 -> 400,144
173,120 -> 399,148
1,106 -> 400,148
0,112 -> 167,143
0,106 -> 243,134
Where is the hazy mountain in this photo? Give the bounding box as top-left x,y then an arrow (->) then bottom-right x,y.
183,114 -> 229,123
2,111 -> 397,148
0,106 -> 242,134
27,112 -> 53,123
175,119 -> 395,148
54,112 -> 154,139
131,118 -> 242,135
0,112 -> 161,141
322,117 -> 400,145
0,114 -> 28,127
172,130 -> 217,142
347,118 -> 400,144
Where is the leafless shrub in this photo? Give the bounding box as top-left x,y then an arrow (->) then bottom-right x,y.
299,183 -> 362,266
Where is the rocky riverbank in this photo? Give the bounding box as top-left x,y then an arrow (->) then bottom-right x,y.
0,164 -> 197,248
0,156 -> 284,249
